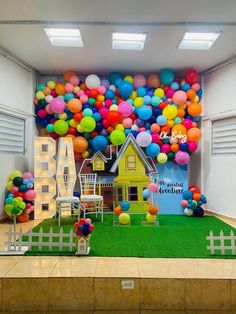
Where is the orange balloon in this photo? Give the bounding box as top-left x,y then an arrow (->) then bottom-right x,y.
17,213 -> 29,223
171,144 -> 179,153
64,70 -> 76,82
73,136 -> 88,153
172,124 -> 187,136
40,128 -> 48,136
177,108 -> 185,118
43,86 -> 51,96
147,74 -> 161,88
193,193 -> 201,201
187,103 -> 202,117
114,206 -> 122,215
68,98 -> 82,113
107,126 -> 115,133
55,83 -> 66,96
80,83 -> 87,91
187,128 -> 202,142
148,205 -> 158,215
186,89 -> 196,99
66,134 -> 75,139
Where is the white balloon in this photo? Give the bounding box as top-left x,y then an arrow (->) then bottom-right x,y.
131,124 -> 139,131
109,84 -> 116,92
184,208 -> 193,217
45,95 -> 53,103
170,136 -> 178,144
136,131 -> 152,147
85,74 -> 100,89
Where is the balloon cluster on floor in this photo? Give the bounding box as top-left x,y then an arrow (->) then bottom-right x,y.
74,218 -> 94,237
4,170 -> 36,222
181,185 -> 207,217
34,69 -> 202,165
114,200 -> 158,224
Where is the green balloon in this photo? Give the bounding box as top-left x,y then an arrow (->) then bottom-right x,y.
6,198 -> 13,205
54,120 -> 69,135
18,202 -> 26,210
110,130 -> 126,146
4,204 -> 13,216
12,206 -> 21,215
80,117 -> 96,132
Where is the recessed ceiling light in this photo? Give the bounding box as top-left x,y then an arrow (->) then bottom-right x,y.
178,32 -> 220,50
112,32 -> 146,50
44,28 -> 83,47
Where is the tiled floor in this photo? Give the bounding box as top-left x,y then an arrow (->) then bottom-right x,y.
0,214 -> 236,312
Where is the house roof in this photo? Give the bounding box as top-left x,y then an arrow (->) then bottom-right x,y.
110,133 -> 153,173
90,151 -> 108,163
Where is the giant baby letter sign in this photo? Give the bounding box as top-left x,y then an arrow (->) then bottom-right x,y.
34,137 -> 56,219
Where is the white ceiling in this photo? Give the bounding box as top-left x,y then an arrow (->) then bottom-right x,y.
0,0 -> 236,75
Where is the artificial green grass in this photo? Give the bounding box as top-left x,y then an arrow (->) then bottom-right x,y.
24,214 -> 236,258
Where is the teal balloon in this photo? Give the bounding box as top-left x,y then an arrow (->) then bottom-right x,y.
37,83 -> 45,91
6,198 -> 13,205
160,69 -> 175,85
46,124 -> 54,133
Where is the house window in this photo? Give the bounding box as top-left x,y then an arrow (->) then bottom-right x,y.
126,155 -> 136,169
128,186 -> 138,201
116,187 -> 123,202
92,157 -> 105,171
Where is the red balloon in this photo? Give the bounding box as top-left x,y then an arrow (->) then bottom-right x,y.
188,185 -> 201,194
68,127 -> 77,135
89,89 -> 98,98
15,192 -> 24,197
74,112 -> 83,122
95,101 -> 103,109
159,102 -> 167,110
107,110 -> 121,125
185,69 -> 199,85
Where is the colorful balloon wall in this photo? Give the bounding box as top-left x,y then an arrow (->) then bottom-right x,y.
34,68 -> 202,165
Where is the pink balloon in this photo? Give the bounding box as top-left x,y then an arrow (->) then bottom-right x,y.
77,90 -> 84,97
10,186 -> 19,193
105,99 -> 112,108
123,118 -> 133,128
181,200 -> 188,207
166,88 -> 175,99
37,109 -> 47,119
188,141 -> 198,152
45,104 -> 54,114
99,107 -> 109,119
133,74 -> 146,89
85,218 -> 92,224
98,86 -> 106,95
152,133 -> 160,143
173,90 -> 187,105
80,94 -> 88,104
30,205 -> 35,212
49,97 -> 66,113
65,83 -> 74,93
182,119 -> 192,130
25,208 -> 31,214
175,151 -> 190,165
22,172 -> 33,179
161,144 -> 171,154
24,189 -> 36,201
148,183 -> 159,192
191,83 -> 200,91
118,101 -> 133,117
50,90 -> 57,97
70,75 -> 80,86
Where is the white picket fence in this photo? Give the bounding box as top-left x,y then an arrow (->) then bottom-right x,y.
206,230 -> 236,255
4,227 -> 77,254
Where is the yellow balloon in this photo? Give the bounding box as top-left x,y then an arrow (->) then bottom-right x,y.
76,124 -> 84,133
59,113 -> 67,120
166,120 -> 175,128
157,153 -> 168,164
134,97 -> 144,108
69,119 -> 79,128
74,86 -> 80,93
97,95 -> 105,102
124,75 -> 133,83
130,91 -> 137,100
82,151 -> 89,158
154,88 -> 164,98
6,181 -> 13,191
110,104 -> 118,111
115,123 -> 124,131
163,105 -> 177,120
9,170 -> 22,180
47,81 -> 56,89
36,91 -> 45,100
146,213 -> 156,223
194,95 -> 199,103
119,213 -> 130,225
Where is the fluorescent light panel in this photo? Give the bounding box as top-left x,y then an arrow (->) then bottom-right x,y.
44,28 -> 83,47
112,32 -> 146,50
178,32 -> 220,50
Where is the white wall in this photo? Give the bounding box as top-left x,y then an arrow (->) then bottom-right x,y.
202,61 -> 236,218
0,54 -> 37,220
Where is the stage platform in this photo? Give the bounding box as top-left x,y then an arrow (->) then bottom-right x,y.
0,256 -> 236,313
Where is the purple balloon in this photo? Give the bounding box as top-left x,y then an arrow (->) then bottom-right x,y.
175,151 -> 190,165
101,79 -> 110,89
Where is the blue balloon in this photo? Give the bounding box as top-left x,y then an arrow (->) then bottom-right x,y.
193,206 -> 204,217
171,82 -> 179,90
138,106 -> 152,120
118,81 -> 134,98
27,183 -> 33,189
115,78 -> 123,87
160,69 -> 174,85
19,184 -> 28,192
92,135 -> 108,152
137,87 -> 146,97
151,96 -> 161,106
179,143 -> 189,151
64,93 -> 74,102
156,115 -> 167,126
120,201 -> 130,211
23,179 -> 28,185
183,190 -> 193,201
182,83 -> 191,91
197,88 -> 203,97
105,89 -> 115,99
109,72 -> 123,85
143,95 -> 151,105
146,143 -> 160,158
93,112 -> 102,122
73,191 -> 80,197
124,128 -> 132,135
143,188 -> 151,199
